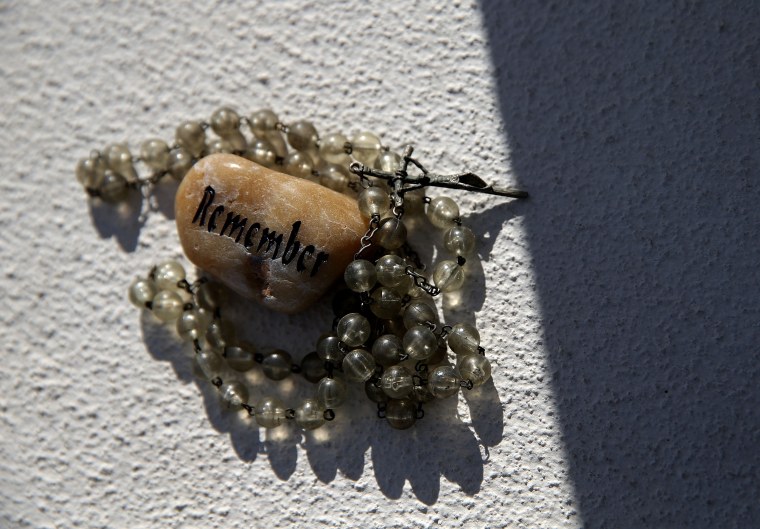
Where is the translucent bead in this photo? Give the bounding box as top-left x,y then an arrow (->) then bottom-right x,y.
225,131 -> 248,152
344,259 -> 377,293
267,131 -> 289,158
403,301 -> 438,329
175,120 -> 206,158
262,350 -> 292,380
248,109 -> 279,138
375,254 -> 408,288
402,190 -> 426,217
432,260 -> 465,292
195,281 -> 224,311
295,398 -> 325,430
357,187 -> 390,218
140,139 -> 170,172
316,333 -> 344,363
210,107 -> 240,137
375,151 -> 402,173
154,260 -> 186,291
300,351 -> 327,383
444,225 -> 476,256
247,139 -> 277,168
319,132 -> 350,164
380,365 -> 414,399
287,120 -> 319,151
176,310 -> 204,342
375,217 -> 407,250
195,349 -> 223,380
206,319 -> 235,350
75,157 -> 105,190
167,147 -> 194,181
206,138 -> 228,154
342,349 -> 376,382
427,196 -> 460,229
410,383 -> 435,403
99,172 -> 129,203
319,163 -> 350,191
385,398 -> 417,430
151,290 -> 184,322
337,313 -> 371,347
220,380 -> 249,407
351,132 -> 382,166
317,376 -> 347,409
403,325 -> 438,360
428,365 -> 460,398
283,150 -> 314,179
447,322 -> 480,355
457,354 -> 492,387
104,143 -> 136,179
370,287 -> 403,319
255,397 -> 286,428
371,334 -> 404,366
224,345 -> 256,372
365,380 -> 389,403
128,278 -> 156,309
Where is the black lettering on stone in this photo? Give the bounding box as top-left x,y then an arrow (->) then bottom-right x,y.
192,186 -> 215,227
220,212 -> 248,243
257,228 -> 283,258
208,205 -> 225,233
244,222 -> 261,248
282,221 -> 302,265
297,245 -> 315,272
311,252 -> 329,277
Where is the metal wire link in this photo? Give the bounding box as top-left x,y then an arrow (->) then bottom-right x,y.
354,214 -> 380,259
404,266 -> 441,297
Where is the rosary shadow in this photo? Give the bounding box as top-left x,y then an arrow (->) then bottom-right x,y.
88,192 -> 145,252
480,1 -> 760,527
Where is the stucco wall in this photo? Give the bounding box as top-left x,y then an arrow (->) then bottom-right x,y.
1,1 -> 757,528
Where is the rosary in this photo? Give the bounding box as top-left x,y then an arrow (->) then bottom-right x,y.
75,107 -> 527,430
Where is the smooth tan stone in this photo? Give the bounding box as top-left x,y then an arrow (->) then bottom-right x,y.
176,154 -> 367,313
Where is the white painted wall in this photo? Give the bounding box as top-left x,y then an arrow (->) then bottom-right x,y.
1,1 -> 757,528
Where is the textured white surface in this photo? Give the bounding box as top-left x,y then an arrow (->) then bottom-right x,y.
1,1 -> 757,528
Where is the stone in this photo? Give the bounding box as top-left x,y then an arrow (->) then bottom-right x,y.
176,154 -> 367,313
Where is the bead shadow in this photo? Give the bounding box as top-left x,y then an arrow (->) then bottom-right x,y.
479,1 -> 760,527
88,191 -> 144,252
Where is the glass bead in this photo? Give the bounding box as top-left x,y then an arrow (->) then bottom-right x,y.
350,131 -> 382,166
267,131 -> 289,158
99,172 -> 129,203
195,281 -> 224,311
403,301 -> 439,329
357,186 -> 390,218
195,349 -> 223,380
444,225 -> 476,256
375,217 -> 407,250
342,349 -> 376,382
104,143 -> 136,179
402,190 -> 426,218
175,120 -> 206,158
300,351 -> 327,383
287,120 -> 319,152
128,278 -> 156,309
427,196 -> 460,229
206,319 -> 235,350
337,313 -> 371,347
255,397 -> 286,428
295,398 -> 325,430
319,132 -> 350,164
448,322 -> 480,356
371,334 -> 404,366
167,147 -> 194,181
154,260 -> 186,291
226,131 -> 248,152
410,383 -> 436,404
220,380 -> 249,407
380,365 -> 414,399
390,274 -> 415,297
224,345 -> 256,372
385,398 -> 417,430
248,109 -> 279,138
375,151 -> 401,173
316,333 -> 344,363
432,260 -> 465,292
151,290 -> 184,323
457,354 -> 492,387
75,157 -> 105,190
319,163 -> 350,191
370,287 -> 403,319
365,380 -> 388,403
140,139 -> 170,172
375,254 -> 408,288
210,107 -> 240,137
317,376 -> 347,409
206,138 -> 228,154
428,365 -> 460,398
344,259 -> 377,293
283,150 -> 314,179
403,325 -> 438,360
176,310 -> 204,342
247,139 -> 277,168
262,350 -> 292,380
